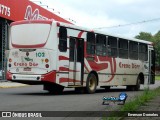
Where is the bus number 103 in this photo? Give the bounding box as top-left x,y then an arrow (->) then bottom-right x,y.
36,52 -> 45,57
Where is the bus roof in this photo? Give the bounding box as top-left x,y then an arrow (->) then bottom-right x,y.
10,20 -> 153,45
57,21 -> 153,45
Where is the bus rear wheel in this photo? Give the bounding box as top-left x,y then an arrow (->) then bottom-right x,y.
86,73 -> 97,94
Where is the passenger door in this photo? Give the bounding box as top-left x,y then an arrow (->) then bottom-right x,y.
68,37 -> 84,86
149,49 -> 155,84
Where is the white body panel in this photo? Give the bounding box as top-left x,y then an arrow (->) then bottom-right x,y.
7,20 -> 154,88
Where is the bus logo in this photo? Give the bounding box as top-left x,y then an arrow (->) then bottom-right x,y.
24,57 -> 33,62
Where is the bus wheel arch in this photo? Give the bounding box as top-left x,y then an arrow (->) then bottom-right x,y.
134,73 -> 144,91
139,72 -> 144,84
90,71 -> 99,86
127,73 -> 143,91
86,71 -> 98,94
135,75 -> 141,91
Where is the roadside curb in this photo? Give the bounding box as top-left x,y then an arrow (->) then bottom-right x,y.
0,81 -> 29,88
0,85 -> 29,88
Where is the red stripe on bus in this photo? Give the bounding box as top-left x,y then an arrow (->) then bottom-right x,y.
41,70 -> 56,83
59,67 -> 80,72
59,78 -> 81,83
59,67 -> 69,71
12,43 -> 46,48
59,56 -> 69,60
87,60 -> 108,72
102,58 -> 117,83
6,71 -> 12,80
78,31 -> 84,38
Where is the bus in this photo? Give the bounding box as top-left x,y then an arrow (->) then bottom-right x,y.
6,20 -> 155,94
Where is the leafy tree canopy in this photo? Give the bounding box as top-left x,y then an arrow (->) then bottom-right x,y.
135,32 -> 153,41
135,30 -> 160,66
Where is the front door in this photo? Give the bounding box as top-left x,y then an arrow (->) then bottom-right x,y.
149,50 -> 155,84
68,37 -> 84,86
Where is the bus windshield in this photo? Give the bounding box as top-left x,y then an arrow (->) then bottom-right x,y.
11,23 -> 51,47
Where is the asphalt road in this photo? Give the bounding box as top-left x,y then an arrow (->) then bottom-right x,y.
0,81 -> 160,120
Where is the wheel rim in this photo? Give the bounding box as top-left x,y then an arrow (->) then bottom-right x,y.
89,77 -> 96,91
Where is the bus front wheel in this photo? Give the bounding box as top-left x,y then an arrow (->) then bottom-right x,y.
127,77 -> 140,91
86,73 -> 97,94
135,77 -> 140,91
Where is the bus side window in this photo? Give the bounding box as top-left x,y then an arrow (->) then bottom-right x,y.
96,34 -> 107,56
108,36 -> 118,57
119,39 -> 128,59
107,45 -> 111,56
139,43 -> 148,61
59,27 -> 67,52
87,32 -> 95,55
129,41 -> 138,60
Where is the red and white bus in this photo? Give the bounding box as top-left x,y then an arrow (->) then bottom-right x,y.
6,20 -> 155,93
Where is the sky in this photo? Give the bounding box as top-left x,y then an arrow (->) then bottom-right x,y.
34,0 -> 160,38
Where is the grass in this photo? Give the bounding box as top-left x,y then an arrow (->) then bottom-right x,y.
155,75 -> 160,80
104,87 -> 160,120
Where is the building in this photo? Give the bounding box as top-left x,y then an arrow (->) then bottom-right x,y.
0,0 -> 71,79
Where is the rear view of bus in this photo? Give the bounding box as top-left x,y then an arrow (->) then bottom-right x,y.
7,20 -> 62,93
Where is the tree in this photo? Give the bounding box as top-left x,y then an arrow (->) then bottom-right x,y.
153,31 -> 160,66
153,31 -> 160,42
135,32 -> 153,42
135,31 -> 160,66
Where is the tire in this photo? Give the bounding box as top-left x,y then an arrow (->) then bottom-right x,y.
135,77 -> 140,91
86,73 -> 97,94
126,77 -> 140,91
